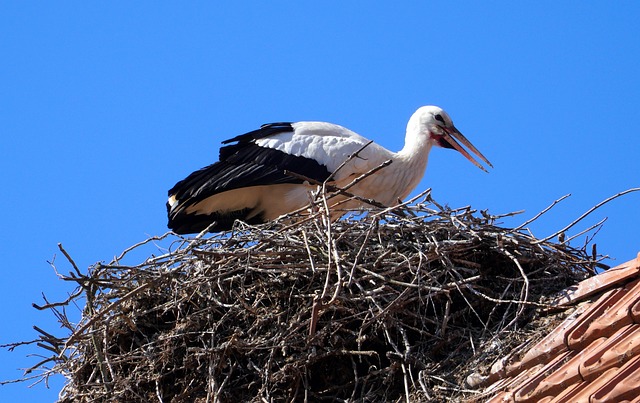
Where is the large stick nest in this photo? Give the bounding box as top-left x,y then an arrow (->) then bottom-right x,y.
20,191 -> 600,402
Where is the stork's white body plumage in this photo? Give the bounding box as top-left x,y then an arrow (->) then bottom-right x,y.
255,121 -> 432,203
167,106 -> 491,234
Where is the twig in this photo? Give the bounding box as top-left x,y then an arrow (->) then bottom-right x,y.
534,187 -> 640,244
513,194 -> 571,232
58,243 -> 82,278
339,160 -> 393,193
112,232 -> 173,264
323,140 -> 374,184
563,217 -> 607,245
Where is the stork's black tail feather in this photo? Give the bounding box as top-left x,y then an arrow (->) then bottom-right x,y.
167,205 -> 266,235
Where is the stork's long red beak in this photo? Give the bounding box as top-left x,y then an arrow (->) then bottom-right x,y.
439,125 -> 493,172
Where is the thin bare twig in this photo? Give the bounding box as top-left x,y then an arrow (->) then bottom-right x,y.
535,187 -> 640,244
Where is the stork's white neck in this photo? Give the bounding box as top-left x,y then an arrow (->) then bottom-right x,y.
397,115 -> 433,165
390,119 -> 434,200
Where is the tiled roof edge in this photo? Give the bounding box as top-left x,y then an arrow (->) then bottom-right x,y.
549,252 -> 640,307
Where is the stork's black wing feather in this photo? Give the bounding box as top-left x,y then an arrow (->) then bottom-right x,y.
221,122 -> 295,145
168,122 -> 332,214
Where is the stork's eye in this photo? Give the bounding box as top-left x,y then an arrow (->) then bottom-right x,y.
434,114 -> 445,123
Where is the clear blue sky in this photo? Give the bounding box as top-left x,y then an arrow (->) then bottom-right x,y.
2,2 -> 639,401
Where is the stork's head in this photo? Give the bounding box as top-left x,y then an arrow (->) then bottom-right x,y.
410,105 -> 493,172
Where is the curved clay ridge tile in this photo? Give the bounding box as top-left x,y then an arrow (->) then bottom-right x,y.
551,367 -> 619,403
550,254 -> 640,307
567,279 -> 640,350
511,350 -> 579,402
515,338 -> 605,401
579,324 -> 640,382
503,305 -> 589,377
590,354 -> 640,403
566,287 -> 629,350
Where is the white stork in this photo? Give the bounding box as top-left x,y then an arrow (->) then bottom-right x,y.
167,106 -> 492,234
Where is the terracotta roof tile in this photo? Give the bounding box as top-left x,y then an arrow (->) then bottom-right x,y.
565,286 -> 630,350
511,350 -> 573,402
519,340 -> 602,400
546,379 -> 587,402
486,390 -> 513,403
504,365 -> 547,399
631,297 -> 640,323
590,354 -> 640,403
473,254 -> 640,402
501,306 -> 586,378
549,253 -> 640,307
553,368 -> 618,403
579,324 -> 640,381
